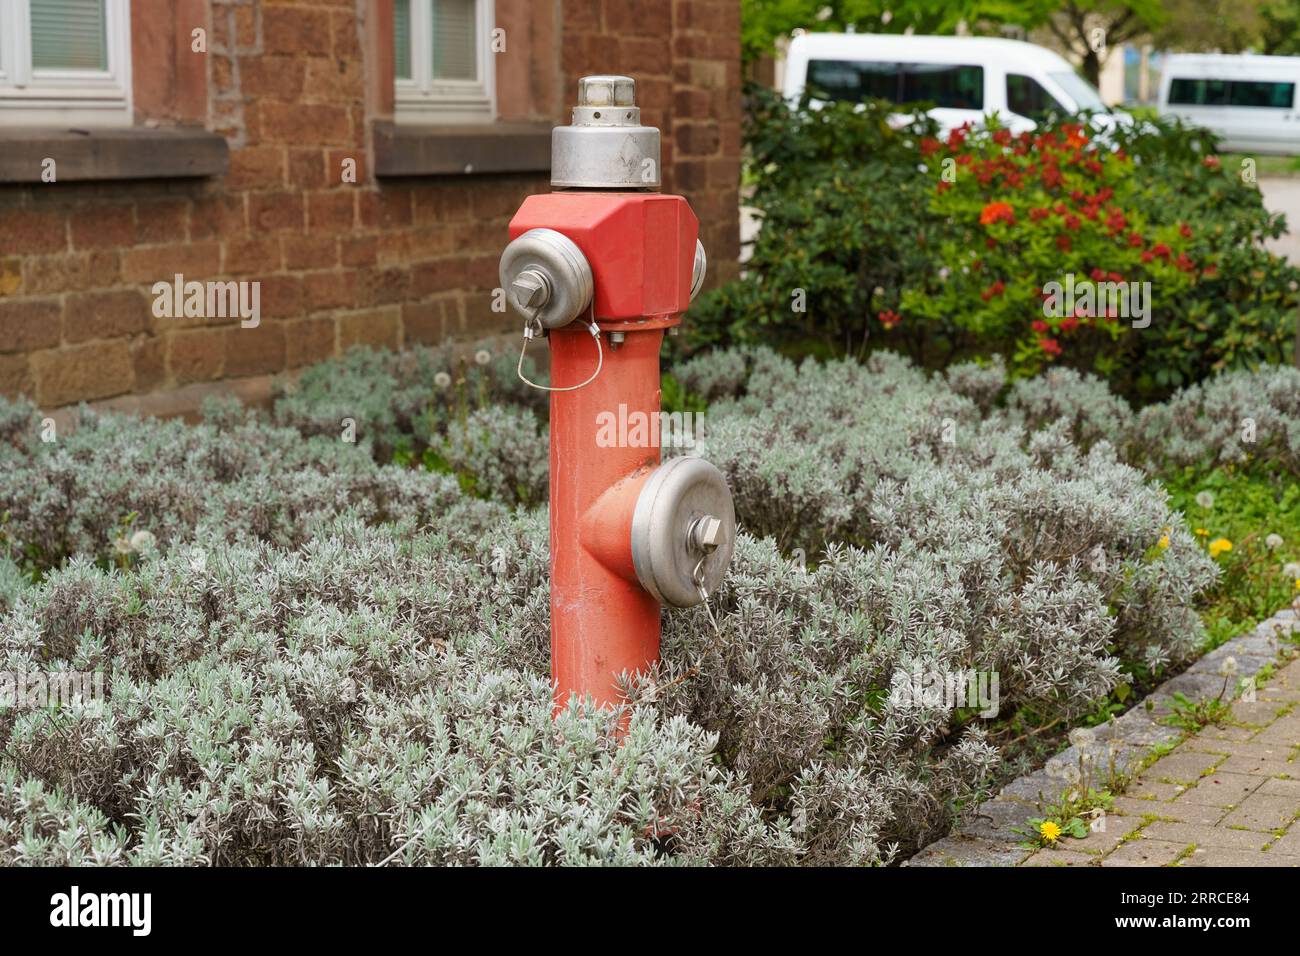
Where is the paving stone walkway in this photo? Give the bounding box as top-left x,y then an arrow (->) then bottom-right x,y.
1022,657 -> 1300,867
906,605 -> 1299,867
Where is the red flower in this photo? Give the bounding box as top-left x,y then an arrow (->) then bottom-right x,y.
946,127 -> 968,149
992,128 -> 1012,146
1152,243 -> 1172,259
979,201 -> 1016,226
1064,214 -> 1081,231
1127,232 -> 1144,248
1202,263 -> 1219,277
1056,235 -> 1072,252
980,280 -> 1006,301
1084,159 -> 1103,176
1031,319 -> 1050,333
1029,207 -> 1050,222
1176,253 -> 1196,272
936,180 -> 952,194
1060,316 -> 1080,333
1038,337 -> 1063,356
920,137 -> 943,157
1089,268 -> 1106,281
1140,251 -> 1154,263
1203,155 -> 1221,170
1179,223 -> 1193,239
878,310 -> 901,329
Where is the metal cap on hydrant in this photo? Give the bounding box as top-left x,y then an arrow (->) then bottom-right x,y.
498,74 -> 736,714
551,75 -> 662,190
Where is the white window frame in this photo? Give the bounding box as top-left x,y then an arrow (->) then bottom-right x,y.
0,0 -> 132,127
395,0 -> 495,125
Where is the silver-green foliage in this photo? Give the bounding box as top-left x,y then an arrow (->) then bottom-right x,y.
272,343 -> 546,459
0,516 -> 797,866
0,400 -> 503,573
1129,364 -> 1300,474
0,344 -> 1275,867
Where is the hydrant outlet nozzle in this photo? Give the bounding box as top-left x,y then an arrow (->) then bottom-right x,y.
498,228 -> 593,329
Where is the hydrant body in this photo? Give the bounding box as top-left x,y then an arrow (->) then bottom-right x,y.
500,77 -> 735,715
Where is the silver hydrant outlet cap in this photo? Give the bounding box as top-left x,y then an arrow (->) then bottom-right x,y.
631,456 -> 736,608
552,74 -> 661,190
499,228 -> 593,329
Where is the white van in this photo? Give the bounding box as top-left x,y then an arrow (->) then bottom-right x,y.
782,33 -> 1123,136
1158,53 -> 1300,154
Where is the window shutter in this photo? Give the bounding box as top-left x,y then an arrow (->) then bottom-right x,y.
393,0 -> 411,80
432,0 -> 476,81
31,0 -> 108,71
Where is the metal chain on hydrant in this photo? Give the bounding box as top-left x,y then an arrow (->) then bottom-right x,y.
655,557 -> 724,695
692,556 -> 719,632
516,295 -> 603,393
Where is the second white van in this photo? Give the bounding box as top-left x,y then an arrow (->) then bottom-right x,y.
1158,53 -> 1300,154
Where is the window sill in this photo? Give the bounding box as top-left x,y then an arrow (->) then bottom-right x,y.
373,121 -> 551,178
0,126 -> 229,183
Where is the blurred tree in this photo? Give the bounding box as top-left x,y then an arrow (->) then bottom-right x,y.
1151,0 -> 1266,53
740,0 -> 1057,65
1260,0 -> 1300,54
1040,1 -> 1165,85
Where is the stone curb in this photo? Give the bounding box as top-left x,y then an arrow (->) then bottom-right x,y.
902,605 -> 1299,867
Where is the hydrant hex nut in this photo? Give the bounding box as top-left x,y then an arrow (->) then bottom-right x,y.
691,515 -> 722,552
577,75 -> 636,108
511,269 -> 551,311
631,457 -> 736,608
499,228 -> 593,329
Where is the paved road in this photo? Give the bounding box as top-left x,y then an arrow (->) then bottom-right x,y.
1259,177 -> 1300,264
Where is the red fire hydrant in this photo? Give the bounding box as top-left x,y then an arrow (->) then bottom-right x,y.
499,75 -> 736,714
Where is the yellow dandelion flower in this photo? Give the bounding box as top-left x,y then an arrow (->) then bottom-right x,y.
1157,535 -> 1170,550
1194,528 -> 1209,537
1208,538 -> 1233,559
1039,820 -> 1061,843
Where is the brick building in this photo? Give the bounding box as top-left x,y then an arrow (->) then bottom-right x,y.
0,0 -> 741,411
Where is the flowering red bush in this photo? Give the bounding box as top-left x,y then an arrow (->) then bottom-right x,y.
689,88 -> 1299,400
897,118 -> 1299,397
